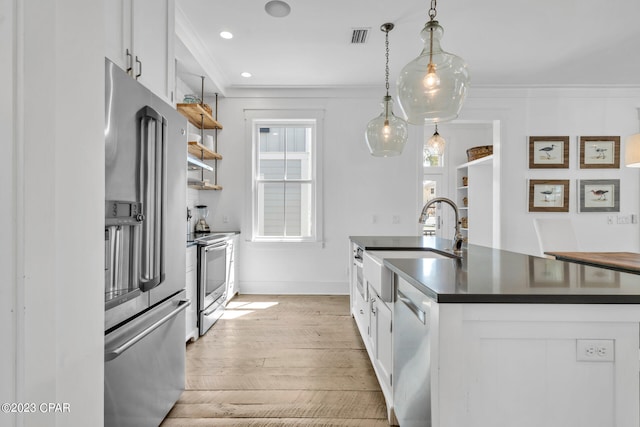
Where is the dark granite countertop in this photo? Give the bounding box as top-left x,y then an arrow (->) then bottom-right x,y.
350,235 -> 640,304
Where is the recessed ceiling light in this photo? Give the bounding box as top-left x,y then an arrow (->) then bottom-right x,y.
220,31 -> 233,39
265,0 -> 291,18
241,72 -> 252,78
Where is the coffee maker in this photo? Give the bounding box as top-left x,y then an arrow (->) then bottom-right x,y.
194,204 -> 210,233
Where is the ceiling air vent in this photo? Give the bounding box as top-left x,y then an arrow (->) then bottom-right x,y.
351,28 -> 370,44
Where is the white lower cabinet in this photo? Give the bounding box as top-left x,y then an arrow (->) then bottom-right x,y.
225,235 -> 239,304
350,244 -> 395,423
185,245 -> 198,342
373,296 -> 392,389
368,285 -> 393,395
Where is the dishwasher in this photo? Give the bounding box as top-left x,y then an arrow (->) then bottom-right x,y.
393,276 -> 433,427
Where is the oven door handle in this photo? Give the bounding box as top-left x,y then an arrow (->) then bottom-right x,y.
205,242 -> 228,252
203,298 -> 225,316
105,299 -> 190,361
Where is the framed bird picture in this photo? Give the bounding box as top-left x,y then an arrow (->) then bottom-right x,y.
579,136 -> 620,168
528,136 -> 570,169
528,179 -> 570,212
579,179 -> 620,212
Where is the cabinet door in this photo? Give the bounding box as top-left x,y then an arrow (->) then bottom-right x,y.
185,246 -> 197,341
225,237 -> 237,304
374,298 -> 393,389
353,281 -> 369,341
131,0 -> 175,102
104,0 -> 133,71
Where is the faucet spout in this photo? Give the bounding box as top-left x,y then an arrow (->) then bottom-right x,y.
419,197 -> 464,256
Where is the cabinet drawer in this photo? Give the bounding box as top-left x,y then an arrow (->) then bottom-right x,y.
363,252 -> 392,302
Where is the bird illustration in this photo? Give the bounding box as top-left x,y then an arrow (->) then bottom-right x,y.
590,189 -> 608,200
540,189 -> 554,201
594,147 -> 608,159
539,144 -> 555,159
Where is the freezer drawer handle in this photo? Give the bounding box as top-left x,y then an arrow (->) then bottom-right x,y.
105,299 -> 190,362
397,289 -> 426,324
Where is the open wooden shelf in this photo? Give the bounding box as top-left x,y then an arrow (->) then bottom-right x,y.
187,181 -> 223,191
177,103 -> 223,129
187,141 -> 222,160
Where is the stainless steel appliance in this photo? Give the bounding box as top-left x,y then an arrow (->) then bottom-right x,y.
393,277 -> 433,427
196,233 -> 232,335
194,204 -> 210,233
104,58 -> 188,427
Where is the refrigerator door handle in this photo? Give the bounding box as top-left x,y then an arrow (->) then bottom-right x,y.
105,299 -> 190,362
138,106 -> 167,292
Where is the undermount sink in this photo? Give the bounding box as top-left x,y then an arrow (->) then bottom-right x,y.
364,249 -> 455,303
367,249 -> 457,260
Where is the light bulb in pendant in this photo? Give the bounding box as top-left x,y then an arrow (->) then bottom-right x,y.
383,120 -> 391,139
423,63 -> 440,89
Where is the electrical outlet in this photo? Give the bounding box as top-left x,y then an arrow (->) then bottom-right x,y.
223,215 -> 229,223
607,216 -> 614,225
372,214 -> 378,224
392,215 -> 400,224
576,339 -> 615,362
617,215 -> 630,224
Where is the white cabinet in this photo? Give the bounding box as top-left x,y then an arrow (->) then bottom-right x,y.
368,286 -> 393,392
225,235 -> 239,304
105,0 -> 175,103
350,247 -> 394,422
185,245 -> 198,341
456,155 -> 494,247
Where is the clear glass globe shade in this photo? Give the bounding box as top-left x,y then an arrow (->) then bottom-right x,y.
397,21 -> 470,125
365,96 -> 409,157
426,131 -> 446,156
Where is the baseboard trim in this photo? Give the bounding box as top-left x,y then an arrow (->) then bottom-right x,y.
238,281 -> 349,295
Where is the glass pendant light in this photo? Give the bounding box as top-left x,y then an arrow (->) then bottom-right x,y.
397,0 -> 470,125
365,23 -> 408,157
426,123 -> 446,156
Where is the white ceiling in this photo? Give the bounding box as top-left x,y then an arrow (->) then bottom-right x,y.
175,0 -> 640,96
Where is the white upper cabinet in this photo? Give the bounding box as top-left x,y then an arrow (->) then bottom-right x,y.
105,0 -> 175,103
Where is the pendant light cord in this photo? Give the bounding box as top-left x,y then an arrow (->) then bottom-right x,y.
428,0 -> 437,68
384,27 -> 390,97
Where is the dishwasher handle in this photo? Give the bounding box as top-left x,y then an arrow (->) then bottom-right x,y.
397,289 -> 426,325
105,299 -> 190,361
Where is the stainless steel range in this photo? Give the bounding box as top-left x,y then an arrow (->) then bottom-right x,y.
195,233 -> 234,335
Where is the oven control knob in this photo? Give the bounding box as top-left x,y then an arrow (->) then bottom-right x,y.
135,213 -> 145,222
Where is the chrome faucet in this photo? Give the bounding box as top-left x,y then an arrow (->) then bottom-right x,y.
419,197 -> 464,255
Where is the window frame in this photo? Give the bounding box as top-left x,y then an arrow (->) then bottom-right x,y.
244,109 -> 324,244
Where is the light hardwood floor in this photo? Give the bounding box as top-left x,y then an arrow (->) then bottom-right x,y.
161,294 -> 390,427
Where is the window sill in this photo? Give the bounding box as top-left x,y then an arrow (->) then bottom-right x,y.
245,239 -> 325,249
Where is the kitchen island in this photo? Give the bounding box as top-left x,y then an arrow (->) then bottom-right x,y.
349,236 -> 640,427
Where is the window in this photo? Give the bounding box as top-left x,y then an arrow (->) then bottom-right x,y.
245,110 -> 323,243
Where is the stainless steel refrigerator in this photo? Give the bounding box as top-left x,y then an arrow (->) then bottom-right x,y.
104,58 -> 188,427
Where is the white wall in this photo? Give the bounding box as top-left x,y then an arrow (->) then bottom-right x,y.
194,87 -> 639,294
460,88 -> 640,256
0,0 -> 17,416
194,89 -> 423,294
2,1 -> 105,425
